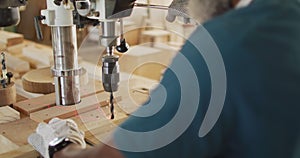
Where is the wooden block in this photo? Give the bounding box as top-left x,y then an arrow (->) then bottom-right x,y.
0,82 -> 16,107
133,62 -> 166,81
5,53 -> 30,72
0,106 -> 20,124
6,40 -> 36,56
118,45 -> 173,80
22,45 -> 53,66
72,108 -> 127,132
0,118 -> 38,146
19,56 -> 48,69
21,68 -> 55,94
71,109 -> 128,145
30,92 -> 121,123
116,78 -> 156,115
16,94 -> 28,102
14,79 -> 43,100
7,43 -> 27,55
14,80 -> 104,116
22,67 -> 89,94
0,135 -> 19,155
82,115 -> 127,145
0,43 -> 5,51
141,30 -> 170,46
14,93 -> 56,116
0,31 -> 24,47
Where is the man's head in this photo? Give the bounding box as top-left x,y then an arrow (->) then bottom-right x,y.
188,0 -> 239,23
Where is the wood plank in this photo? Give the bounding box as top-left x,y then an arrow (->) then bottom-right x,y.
14,93 -> 56,116
5,53 -> 30,73
22,45 -> 53,66
70,108 -> 127,145
0,135 -> 19,154
0,118 -> 38,146
0,31 -> 24,47
30,92 -> 121,123
71,108 -> 127,132
118,45 -> 174,80
7,43 -> 28,56
19,56 -> 48,69
16,94 -> 28,102
14,80 -> 104,116
0,106 -> 20,124
0,144 -> 39,158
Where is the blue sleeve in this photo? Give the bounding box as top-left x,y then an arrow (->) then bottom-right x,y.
113,27 -> 232,157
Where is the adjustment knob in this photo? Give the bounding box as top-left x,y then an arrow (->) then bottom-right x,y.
116,39 -> 129,53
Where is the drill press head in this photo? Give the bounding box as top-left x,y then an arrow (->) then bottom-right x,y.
75,0 -> 136,93
0,0 -> 27,27
75,0 -> 135,20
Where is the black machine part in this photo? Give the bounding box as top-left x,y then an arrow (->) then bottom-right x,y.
0,8 -> 20,27
0,0 -> 27,8
0,0 -> 27,27
102,54 -> 120,93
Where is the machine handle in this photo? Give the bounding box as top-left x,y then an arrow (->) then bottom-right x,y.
116,38 -> 129,53
34,15 -> 45,41
116,19 -> 129,53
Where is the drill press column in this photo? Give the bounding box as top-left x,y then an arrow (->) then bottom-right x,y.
51,26 -> 81,105
41,0 -> 81,106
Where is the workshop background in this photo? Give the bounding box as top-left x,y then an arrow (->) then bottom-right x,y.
0,0 -> 197,157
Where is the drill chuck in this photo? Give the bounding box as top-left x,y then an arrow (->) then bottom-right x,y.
102,55 -> 120,92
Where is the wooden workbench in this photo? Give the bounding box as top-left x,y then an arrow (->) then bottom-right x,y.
0,31 -> 160,157
0,76 -> 156,158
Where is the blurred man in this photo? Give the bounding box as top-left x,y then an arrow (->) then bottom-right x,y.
29,0 -> 300,157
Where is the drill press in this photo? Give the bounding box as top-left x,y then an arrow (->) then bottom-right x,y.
75,0 -> 135,119
36,0 -> 134,119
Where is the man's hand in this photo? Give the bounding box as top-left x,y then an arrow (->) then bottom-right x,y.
166,0 -> 190,23
28,118 -> 86,158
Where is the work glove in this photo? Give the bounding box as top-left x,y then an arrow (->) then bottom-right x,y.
28,118 -> 86,158
166,0 -> 190,23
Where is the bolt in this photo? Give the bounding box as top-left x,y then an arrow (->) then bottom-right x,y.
6,72 -> 13,85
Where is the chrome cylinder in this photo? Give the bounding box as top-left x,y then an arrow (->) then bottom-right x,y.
100,21 -> 117,47
51,26 -> 81,106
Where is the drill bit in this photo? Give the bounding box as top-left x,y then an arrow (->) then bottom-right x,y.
110,92 -> 115,119
1,52 -> 7,80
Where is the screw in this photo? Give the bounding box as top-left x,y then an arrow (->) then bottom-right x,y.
6,72 -> 13,85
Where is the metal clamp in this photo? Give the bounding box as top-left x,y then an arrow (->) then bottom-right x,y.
51,67 -> 83,77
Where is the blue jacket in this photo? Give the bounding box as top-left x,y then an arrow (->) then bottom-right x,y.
114,0 -> 300,157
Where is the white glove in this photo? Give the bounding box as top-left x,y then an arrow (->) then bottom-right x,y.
166,0 -> 190,23
28,118 -> 86,158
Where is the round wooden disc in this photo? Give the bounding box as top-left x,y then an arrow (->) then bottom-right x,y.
22,67 -> 89,94
0,82 -> 16,107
